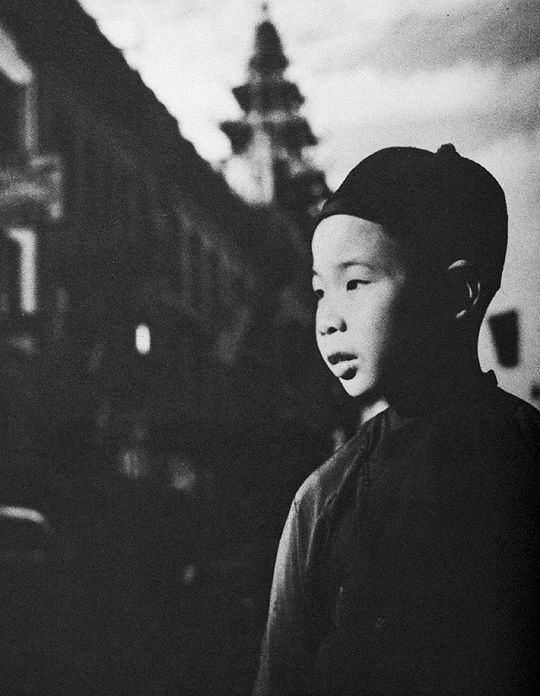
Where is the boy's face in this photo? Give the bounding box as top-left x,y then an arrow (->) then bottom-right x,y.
312,214 -> 424,399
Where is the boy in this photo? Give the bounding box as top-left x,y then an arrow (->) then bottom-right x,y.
254,145 -> 539,695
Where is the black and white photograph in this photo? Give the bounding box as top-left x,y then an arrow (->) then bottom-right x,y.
1,0 -> 538,694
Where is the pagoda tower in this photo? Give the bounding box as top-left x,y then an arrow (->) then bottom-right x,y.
220,4 -> 330,234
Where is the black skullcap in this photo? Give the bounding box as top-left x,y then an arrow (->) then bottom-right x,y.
318,144 -> 508,292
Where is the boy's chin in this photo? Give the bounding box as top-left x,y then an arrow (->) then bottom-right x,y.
339,376 -> 374,399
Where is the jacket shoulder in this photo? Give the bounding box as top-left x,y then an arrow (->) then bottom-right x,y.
487,388 -> 540,449
294,422 -> 372,521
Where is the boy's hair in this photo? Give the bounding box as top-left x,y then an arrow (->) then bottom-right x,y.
318,144 -> 508,308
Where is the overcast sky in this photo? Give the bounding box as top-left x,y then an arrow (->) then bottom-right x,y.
78,0 -> 539,178
78,0 -> 539,401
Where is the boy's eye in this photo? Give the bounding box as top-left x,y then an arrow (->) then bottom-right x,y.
346,279 -> 370,290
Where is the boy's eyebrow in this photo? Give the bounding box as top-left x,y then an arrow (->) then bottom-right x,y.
312,261 -> 376,276
339,260 -> 377,271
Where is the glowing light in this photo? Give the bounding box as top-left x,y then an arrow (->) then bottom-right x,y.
183,564 -> 196,584
136,323 -> 151,354
119,446 -> 149,479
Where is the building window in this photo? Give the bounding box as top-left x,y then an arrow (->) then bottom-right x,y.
218,255 -> 234,309
84,139 -> 106,239
22,78 -> 38,155
231,267 -> 245,305
200,243 -> 217,323
52,286 -> 69,340
3,227 -> 38,314
190,233 -> 202,315
0,232 -> 18,314
0,21 -> 36,159
206,250 -> 219,325
0,70 -> 22,161
181,229 -> 194,311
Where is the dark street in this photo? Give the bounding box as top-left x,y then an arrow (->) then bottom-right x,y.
2,470 -> 278,695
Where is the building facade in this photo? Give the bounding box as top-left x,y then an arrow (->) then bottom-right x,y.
1,0 -> 338,491
0,0 -> 341,691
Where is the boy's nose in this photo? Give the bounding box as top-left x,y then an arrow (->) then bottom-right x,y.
317,306 -> 346,335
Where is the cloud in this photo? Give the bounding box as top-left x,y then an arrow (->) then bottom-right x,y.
476,129 -> 540,249
476,127 -> 540,388
309,62 -> 498,129
308,58 -> 539,132
273,0 -> 493,75
325,0 -> 540,75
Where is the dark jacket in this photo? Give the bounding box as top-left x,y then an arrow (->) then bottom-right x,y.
254,373 -> 539,695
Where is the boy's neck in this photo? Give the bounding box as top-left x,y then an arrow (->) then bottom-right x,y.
359,397 -> 389,426
386,347 -> 486,417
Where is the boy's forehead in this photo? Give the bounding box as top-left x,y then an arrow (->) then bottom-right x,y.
313,214 -> 382,247
312,215 -> 405,269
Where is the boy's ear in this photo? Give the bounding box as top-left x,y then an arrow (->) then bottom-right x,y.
446,259 -> 481,320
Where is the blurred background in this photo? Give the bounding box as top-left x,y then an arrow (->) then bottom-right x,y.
1,0 -> 538,694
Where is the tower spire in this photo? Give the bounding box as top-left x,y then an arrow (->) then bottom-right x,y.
249,5 -> 288,76
220,10 -> 330,231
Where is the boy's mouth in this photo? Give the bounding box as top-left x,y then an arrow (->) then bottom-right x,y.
338,365 -> 357,380
327,352 -> 358,379
328,351 -> 357,365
